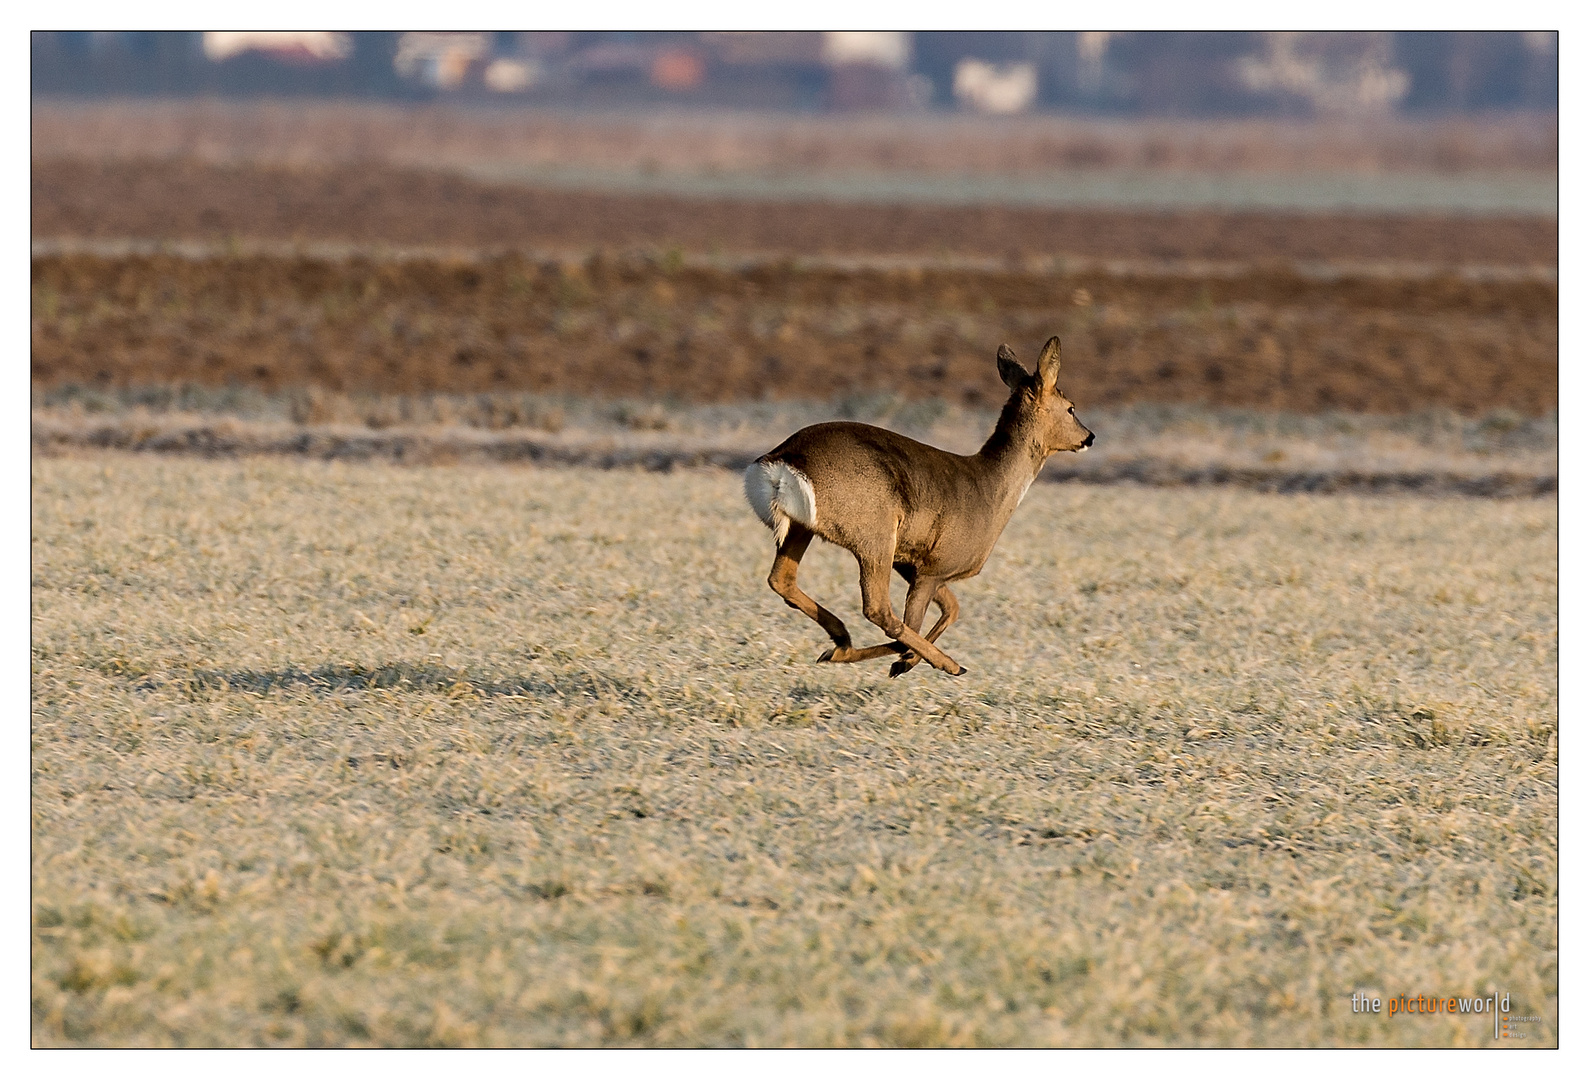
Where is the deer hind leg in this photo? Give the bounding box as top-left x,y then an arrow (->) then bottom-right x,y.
857,556 -> 965,676
767,523 -> 854,656
890,584 -> 960,678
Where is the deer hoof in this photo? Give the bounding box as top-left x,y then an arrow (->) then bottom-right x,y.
947,663 -> 968,677
818,647 -> 836,663
888,659 -> 914,679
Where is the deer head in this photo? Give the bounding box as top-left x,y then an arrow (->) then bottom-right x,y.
996,337 -> 1094,454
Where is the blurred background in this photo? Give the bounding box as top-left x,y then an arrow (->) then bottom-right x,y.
30,31 -> 1560,115
31,31 -> 1557,489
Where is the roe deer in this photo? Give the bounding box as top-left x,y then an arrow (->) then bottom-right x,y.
745,336 -> 1093,677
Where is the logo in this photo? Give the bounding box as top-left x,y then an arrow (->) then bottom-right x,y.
1351,990 -> 1543,1040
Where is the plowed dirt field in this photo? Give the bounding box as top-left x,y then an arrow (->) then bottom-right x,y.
32,159 -> 1557,268
32,249 -> 1556,414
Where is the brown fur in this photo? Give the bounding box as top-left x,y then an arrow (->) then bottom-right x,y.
751,337 -> 1093,677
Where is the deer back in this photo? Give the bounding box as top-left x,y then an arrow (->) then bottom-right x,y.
753,421 -> 1015,573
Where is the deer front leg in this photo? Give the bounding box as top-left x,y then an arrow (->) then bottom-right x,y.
767,524 -> 855,657
890,584 -> 960,678
858,558 -> 965,676
828,572 -> 940,666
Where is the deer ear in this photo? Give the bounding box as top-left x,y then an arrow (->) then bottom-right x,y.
996,344 -> 1029,390
1036,336 -> 1062,390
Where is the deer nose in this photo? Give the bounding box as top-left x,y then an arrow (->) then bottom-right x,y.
1082,431 -> 1095,448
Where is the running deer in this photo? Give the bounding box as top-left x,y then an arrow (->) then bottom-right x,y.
744,336 -> 1093,677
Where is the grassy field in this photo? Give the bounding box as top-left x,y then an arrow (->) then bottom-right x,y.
31,100 -> 1558,176
29,389 -> 1559,500
31,454 -> 1556,1046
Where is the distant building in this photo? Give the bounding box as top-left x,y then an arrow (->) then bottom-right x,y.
954,60 -> 1039,114
203,32 -> 352,65
1235,33 -> 1409,116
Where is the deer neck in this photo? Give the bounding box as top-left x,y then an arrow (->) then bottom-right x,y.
974,400 -> 1049,518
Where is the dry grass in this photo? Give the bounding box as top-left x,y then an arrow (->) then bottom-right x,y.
30,388 -> 1558,497
31,454 -> 1556,1046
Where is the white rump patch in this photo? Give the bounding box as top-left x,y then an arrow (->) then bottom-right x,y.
744,460 -> 818,547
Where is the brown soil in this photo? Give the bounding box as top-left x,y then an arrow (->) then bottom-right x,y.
31,251 -> 1557,415
32,159 -> 1558,269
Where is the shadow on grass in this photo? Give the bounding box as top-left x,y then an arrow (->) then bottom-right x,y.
785,682 -> 892,710
131,661 -> 635,702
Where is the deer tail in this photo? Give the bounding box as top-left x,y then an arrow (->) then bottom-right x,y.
744,459 -> 818,548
